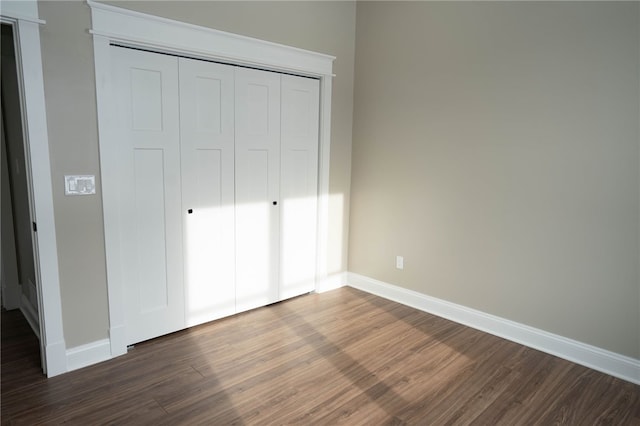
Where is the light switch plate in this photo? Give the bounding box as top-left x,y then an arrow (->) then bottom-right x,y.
65,175 -> 96,195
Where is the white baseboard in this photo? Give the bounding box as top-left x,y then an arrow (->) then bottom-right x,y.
347,272 -> 640,385
20,293 -> 40,339
315,271 -> 348,293
64,271 -> 347,373
45,339 -> 68,377
19,290 -> 70,377
66,339 -> 112,372
109,325 -> 127,357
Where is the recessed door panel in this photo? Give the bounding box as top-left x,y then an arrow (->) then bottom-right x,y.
235,150 -> 272,311
133,149 -> 169,312
195,77 -> 222,133
112,47 -> 185,345
130,68 -> 163,131
179,58 -> 235,326
247,84 -> 270,136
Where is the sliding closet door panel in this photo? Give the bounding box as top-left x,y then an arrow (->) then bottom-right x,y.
235,68 -> 281,313
280,75 -> 320,300
112,47 -> 185,345
179,58 -> 236,326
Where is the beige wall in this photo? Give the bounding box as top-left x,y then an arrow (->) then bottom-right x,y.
350,2 -> 639,358
37,1 -> 355,347
39,1 -> 108,347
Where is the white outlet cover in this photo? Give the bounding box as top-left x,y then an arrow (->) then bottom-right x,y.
65,175 -> 96,195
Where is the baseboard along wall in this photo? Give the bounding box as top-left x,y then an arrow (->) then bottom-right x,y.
66,339 -> 112,372
346,272 -> 640,385
63,271 -> 639,384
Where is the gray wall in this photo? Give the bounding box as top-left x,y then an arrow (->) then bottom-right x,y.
350,2 -> 639,358
37,1 -> 355,348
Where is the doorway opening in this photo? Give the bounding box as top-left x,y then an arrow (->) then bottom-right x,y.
1,22 -> 43,373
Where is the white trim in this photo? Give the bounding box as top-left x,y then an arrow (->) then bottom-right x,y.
347,272 -> 640,385
92,34 -> 127,360
20,293 -> 40,339
1,5 -> 67,377
66,339 -> 112,372
0,1 -> 45,24
44,340 -> 67,376
315,77 -> 333,291
89,1 -> 335,360
16,18 -> 67,378
108,324 -> 127,357
88,0 -> 334,77
315,271 -> 347,294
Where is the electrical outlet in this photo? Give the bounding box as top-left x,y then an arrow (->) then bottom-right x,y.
396,255 -> 404,270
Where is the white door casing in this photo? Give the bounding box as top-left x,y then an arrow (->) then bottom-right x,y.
0,2 -> 66,377
179,58 -> 236,326
90,0 -> 334,359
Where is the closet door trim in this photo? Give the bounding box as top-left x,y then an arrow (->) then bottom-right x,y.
91,2 -> 334,360
88,0 -> 334,76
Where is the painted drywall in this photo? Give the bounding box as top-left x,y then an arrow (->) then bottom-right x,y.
37,1 -> 355,348
38,1 -> 109,347
350,2 -> 639,359
1,24 -> 37,311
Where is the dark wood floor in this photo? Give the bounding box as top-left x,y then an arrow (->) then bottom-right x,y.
2,287 -> 639,425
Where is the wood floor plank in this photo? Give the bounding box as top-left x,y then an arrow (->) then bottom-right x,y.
465,347 -> 561,424
2,288 -> 638,425
588,375 -> 640,425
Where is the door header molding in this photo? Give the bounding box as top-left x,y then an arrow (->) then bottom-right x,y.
0,1 -> 45,24
87,0 -> 335,77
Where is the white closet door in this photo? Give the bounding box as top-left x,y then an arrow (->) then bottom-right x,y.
179,58 -> 236,326
234,67 -> 281,313
279,75 -> 320,300
112,47 -> 185,344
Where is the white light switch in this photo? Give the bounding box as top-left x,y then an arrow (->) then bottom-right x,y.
396,256 -> 404,270
65,175 -> 96,195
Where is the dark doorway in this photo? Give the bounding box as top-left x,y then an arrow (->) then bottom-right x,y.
1,22 -> 41,372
